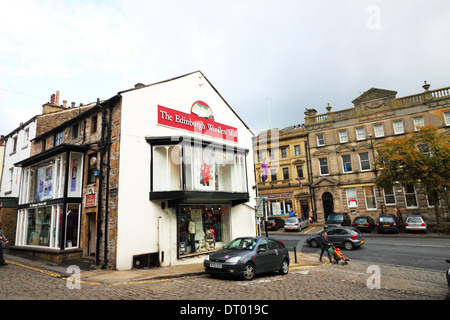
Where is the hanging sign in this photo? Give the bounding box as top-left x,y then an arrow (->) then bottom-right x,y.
157,101 -> 238,142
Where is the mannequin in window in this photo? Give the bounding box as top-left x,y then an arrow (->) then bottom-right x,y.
188,216 -> 196,253
66,210 -> 75,247
201,161 -> 210,186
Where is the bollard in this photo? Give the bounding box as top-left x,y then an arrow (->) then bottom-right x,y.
294,246 -> 297,263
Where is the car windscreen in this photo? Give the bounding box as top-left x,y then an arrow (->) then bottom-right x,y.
327,214 -> 344,221
223,238 -> 257,250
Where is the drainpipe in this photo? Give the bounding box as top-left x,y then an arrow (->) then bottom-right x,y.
95,99 -> 104,266
102,103 -> 112,269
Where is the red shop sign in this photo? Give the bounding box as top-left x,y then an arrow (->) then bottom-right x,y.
157,101 -> 238,142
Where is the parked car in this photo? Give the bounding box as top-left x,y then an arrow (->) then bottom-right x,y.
306,226 -> 365,250
284,217 -> 309,232
445,258 -> 450,300
324,212 -> 351,228
405,215 -> 428,233
204,237 -> 290,280
265,217 -> 285,231
352,216 -> 375,233
376,214 -> 400,233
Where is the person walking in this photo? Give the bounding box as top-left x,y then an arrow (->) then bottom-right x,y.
319,231 -> 332,263
0,223 -> 9,266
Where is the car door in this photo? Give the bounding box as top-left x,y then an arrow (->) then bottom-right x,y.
330,228 -> 349,246
254,239 -> 271,272
268,239 -> 284,271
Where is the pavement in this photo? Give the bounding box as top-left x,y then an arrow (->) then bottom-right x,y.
3,250 -> 323,285
4,223 -> 448,285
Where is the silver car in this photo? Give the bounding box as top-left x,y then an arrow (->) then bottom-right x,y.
405,215 -> 427,233
284,217 -> 309,232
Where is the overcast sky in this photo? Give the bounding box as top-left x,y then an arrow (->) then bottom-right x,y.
1,0 -> 450,137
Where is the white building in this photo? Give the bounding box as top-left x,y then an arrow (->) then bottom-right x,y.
115,71 -> 257,270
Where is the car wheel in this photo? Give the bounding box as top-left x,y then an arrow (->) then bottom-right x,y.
279,259 -> 289,275
310,239 -> 319,248
243,263 -> 256,281
344,241 -> 354,250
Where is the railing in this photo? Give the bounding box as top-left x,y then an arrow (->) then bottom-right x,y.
305,86 -> 450,125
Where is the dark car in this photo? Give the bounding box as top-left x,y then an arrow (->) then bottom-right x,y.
324,212 -> 351,229
204,237 -> 289,280
266,217 -> 285,231
306,226 -> 365,250
376,214 -> 399,233
445,258 -> 450,300
352,216 -> 375,233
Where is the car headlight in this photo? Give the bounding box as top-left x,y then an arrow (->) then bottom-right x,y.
226,256 -> 241,263
205,254 -> 210,261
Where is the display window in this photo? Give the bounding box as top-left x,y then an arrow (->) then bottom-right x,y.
177,204 -> 230,256
150,138 -> 248,194
16,203 -> 80,249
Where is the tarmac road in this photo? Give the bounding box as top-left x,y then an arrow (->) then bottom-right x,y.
271,227 -> 450,272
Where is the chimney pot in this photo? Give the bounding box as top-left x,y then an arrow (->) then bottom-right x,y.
71,102 -> 75,108
63,100 -> 67,108
50,94 -> 56,104
56,91 -> 60,106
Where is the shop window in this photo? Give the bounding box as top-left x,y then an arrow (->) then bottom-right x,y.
177,204 -> 230,256
68,152 -> 83,197
153,142 -> 247,193
65,204 -> 80,248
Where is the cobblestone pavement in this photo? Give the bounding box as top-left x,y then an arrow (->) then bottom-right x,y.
1,258 -> 447,301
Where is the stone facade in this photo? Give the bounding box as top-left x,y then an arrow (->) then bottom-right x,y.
254,125 -> 312,220
305,83 -> 450,223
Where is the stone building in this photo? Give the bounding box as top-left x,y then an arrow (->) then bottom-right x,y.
253,124 -> 313,220
304,82 -> 450,224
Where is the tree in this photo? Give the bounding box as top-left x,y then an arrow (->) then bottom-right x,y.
374,126 -> 450,223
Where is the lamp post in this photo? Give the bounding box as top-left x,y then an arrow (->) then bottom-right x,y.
369,134 -> 384,214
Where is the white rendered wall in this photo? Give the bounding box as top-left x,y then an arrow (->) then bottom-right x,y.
115,72 -> 256,270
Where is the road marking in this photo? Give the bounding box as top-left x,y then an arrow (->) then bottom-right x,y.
303,226 -> 322,235
7,260 -> 103,286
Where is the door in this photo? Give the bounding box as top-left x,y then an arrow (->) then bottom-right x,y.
322,192 -> 334,220
254,239 -> 271,272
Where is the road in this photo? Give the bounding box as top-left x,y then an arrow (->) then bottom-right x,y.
270,229 -> 450,272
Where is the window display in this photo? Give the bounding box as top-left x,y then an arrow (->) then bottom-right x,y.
177,204 -> 230,256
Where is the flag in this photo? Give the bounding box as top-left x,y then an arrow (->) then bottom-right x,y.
261,157 -> 269,182
297,172 -> 302,188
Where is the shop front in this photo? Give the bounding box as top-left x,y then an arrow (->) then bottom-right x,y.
11,145 -> 85,263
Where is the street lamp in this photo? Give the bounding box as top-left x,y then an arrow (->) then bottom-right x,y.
369,134 -> 384,214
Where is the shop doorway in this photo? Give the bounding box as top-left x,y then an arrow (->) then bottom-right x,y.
87,212 -> 96,257
322,192 -> 334,220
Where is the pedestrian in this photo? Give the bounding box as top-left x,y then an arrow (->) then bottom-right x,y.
319,231 -> 332,263
0,223 -> 9,266
309,210 -> 314,224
